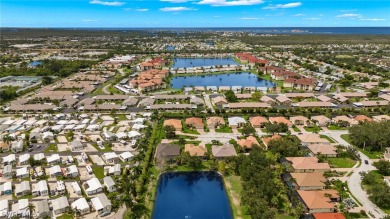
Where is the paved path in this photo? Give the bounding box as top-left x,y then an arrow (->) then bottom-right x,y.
203,94 -> 215,113
102,84 -> 111,94
321,131 -> 386,219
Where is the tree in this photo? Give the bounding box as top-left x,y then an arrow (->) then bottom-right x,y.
178,137 -> 186,146
251,91 -> 263,101
164,125 -> 176,139
28,203 -> 35,217
373,160 -> 390,176
41,76 -> 53,85
267,136 -> 303,157
241,124 -> 256,137
224,90 -> 238,102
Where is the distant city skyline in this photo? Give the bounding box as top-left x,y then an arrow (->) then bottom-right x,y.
1,0 -> 389,27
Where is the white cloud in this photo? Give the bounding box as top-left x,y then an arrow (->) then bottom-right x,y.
82,19 -> 97,22
160,0 -> 189,2
160,7 -> 197,11
89,0 -> 125,6
359,18 -> 387,21
263,2 -> 302,10
198,0 -> 264,7
305,17 -> 320,20
293,13 -> 304,16
336,13 -> 361,18
136,8 -> 149,12
214,15 -> 221,18
239,17 -> 262,20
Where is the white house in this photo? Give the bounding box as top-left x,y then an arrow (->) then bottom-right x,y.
46,154 -> 61,165
2,165 -> 13,179
71,198 -> 90,216
32,180 -> 48,196
56,181 -> 66,195
0,199 -> 8,219
103,176 -> 116,193
11,140 -> 23,153
66,165 -> 79,177
84,178 -> 103,195
70,182 -> 82,196
16,167 -> 29,179
18,154 -> 30,165
128,131 -> 141,139
15,181 -> 30,197
2,154 -> 16,165
42,132 -> 54,142
0,182 -> 12,195
33,153 -> 45,161
49,165 -> 62,178
102,152 -> 119,164
91,194 -> 112,216
11,199 -> 28,218
52,196 -> 69,215
119,151 -> 133,162
70,140 -> 84,151
228,117 -> 247,128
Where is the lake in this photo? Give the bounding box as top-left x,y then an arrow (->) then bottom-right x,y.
166,45 -> 175,51
172,58 -> 238,68
171,72 -> 276,89
152,171 -> 233,219
28,61 -> 42,67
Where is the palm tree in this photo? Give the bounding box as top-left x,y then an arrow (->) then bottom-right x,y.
2,134 -> 12,145
28,203 -> 35,217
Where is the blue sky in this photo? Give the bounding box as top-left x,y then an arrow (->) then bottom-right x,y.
1,0 -> 389,27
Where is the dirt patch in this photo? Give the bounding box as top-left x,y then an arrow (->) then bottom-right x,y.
225,178 -> 243,219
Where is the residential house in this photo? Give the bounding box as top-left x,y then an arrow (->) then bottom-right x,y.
373,115 -> 390,122
0,182 -> 12,195
206,116 -> 225,128
237,136 -> 260,149
282,157 -> 331,173
311,115 -> 331,127
11,199 -> 28,218
307,144 -> 337,157
184,144 -> 207,157
332,116 -> 358,126
212,144 -> 237,159
46,154 -> 61,165
34,200 -> 50,219
2,154 -> 16,165
354,115 -> 373,123
70,140 -> 84,151
185,117 -> 204,129
269,117 -> 293,127
15,181 -> 30,197
119,151 -> 133,162
297,190 -> 340,213
84,178 -> 103,195
0,142 -> 9,152
91,193 -> 112,216
65,165 -> 79,177
163,119 -> 182,131
228,117 -> 246,128
290,116 -> 310,126
102,152 -> 119,164
52,196 -> 69,215
276,95 -> 292,105
260,96 -> 276,105
103,176 -> 116,193
0,199 -> 8,219
49,165 -> 62,178
285,172 -> 326,190
71,182 -> 82,196
249,116 -> 269,128
296,133 -> 330,146
32,180 -> 48,197
102,131 -> 116,141
155,143 -> 181,164
71,198 -> 90,216
313,213 -> 346,219
2,165 -> 13,179
42,132 -> 54,142
212,96 -> 228,107
11,140 -> 23,153
18,154 -> 30,165
16,167 -> 29,178
262,134 -> 282,149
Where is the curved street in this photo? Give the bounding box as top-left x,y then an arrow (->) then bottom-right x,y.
322,130 -> 387,219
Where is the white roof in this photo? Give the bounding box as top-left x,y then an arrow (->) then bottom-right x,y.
47,154 -> 60,163
16,167 -> 28,177
2,182 -> 12,191
103,176 -> 115,187
18,199 -> 29,211
103,152 -> 118,160
128,131 -> 141,138
71,182 -> 81,192
34,153 -> 45,161
132,123 -> 146,130
49,165 -> 62,175
0,199 -> 8,211
120,151 -> 133,160
52,196 -> 69,211
228,117 -> 246,126
37,180 -> 48,192
3,154 -> 16,163
85,178 -> 102,192
116,132 -> 128,139
71,198 -> 89,211
67,165 -> 78,174
19,154 -> 30,163
56,120 -> 68,125
91,194 -> 111,211
51,125 -> 64,131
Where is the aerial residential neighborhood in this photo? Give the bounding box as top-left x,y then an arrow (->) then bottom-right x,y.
1,3 -> 390,218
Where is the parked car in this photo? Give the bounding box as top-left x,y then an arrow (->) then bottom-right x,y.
364,160 -> 369,165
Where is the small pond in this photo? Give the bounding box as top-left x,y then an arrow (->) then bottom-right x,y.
172,58 -> 238,69
152,171 -> 233,219
170,72 -> 276,89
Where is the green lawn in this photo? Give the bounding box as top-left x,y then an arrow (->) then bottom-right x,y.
341,134 -> 383,159
182,127 -> 200,135
328,124 -> 348,130
92,165 -> 105,178
304,126 -> 322,133
320,135 -> 336,143
292,125 -> 300,132
224,175 -> 251,219
56,214 -> 73,219
44,144 -> 58,152
326,157 -> 357,168
215,126 -> 233,133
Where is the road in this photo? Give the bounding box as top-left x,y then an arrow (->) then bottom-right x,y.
321,130 -> 387,219
203,94 -> 215,113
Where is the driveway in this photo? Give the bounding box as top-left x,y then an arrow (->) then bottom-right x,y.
203,94 -> 215,113
321,130 -> 386,219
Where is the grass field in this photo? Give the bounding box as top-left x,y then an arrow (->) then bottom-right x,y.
224,175 -> 251,219
92,165 -> 105,178
328,125 -> 348,130
326,157 -> 357,168
216,126 -> 233,133
341,134 -> 383,159
304,126 -> 322,132
320,135 -> 336,143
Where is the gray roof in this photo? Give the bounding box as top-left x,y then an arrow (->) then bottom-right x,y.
138,97 -> 155,107
52,196 -> 69,211
156,143 -> 181,162
123,97 -> 139,106
3,165 -> 12,174
36,200 -> 50,215
103,176 -> 115,187
212,144 -> 237,158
